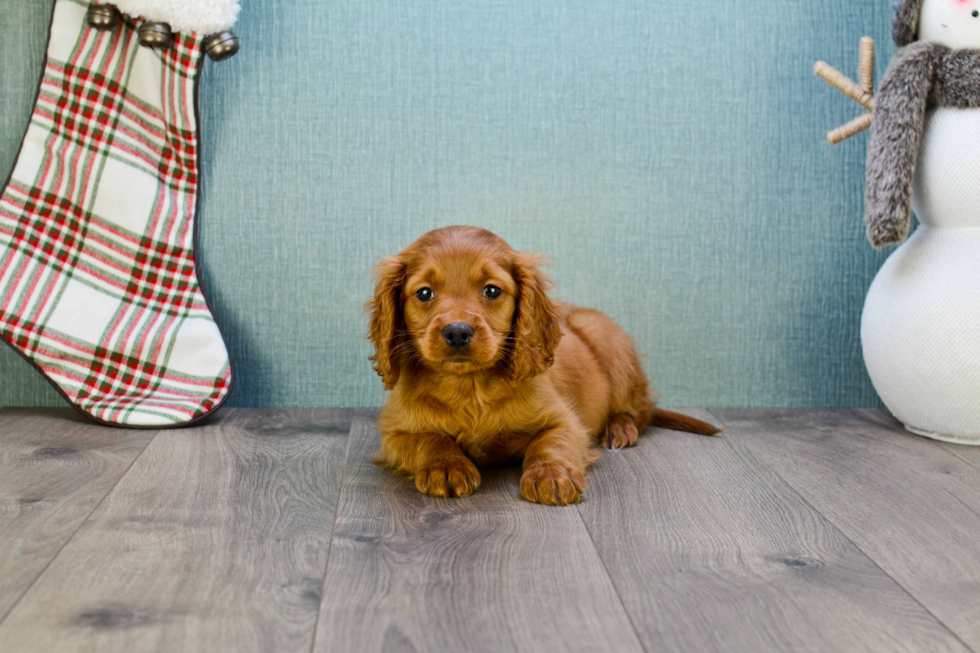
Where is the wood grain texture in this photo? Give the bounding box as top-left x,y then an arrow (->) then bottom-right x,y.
578,410 -> 967,653
0,408 -> 361,653
0,408 -> 156,623
868,410 -> 980,472
933,438 -> 980,472
313,417 -> 644,653
713,408 -> 980,651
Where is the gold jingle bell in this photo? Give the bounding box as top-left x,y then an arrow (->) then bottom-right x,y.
138,22 -> 172,49
85,4 -> 121,30
205,31 -> 240,61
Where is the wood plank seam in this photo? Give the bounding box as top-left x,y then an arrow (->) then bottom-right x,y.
573,505 -> 649,653
0,425 -> 162,627
307,415 -> 358,653
937,448 -> 980,473
707,409 -> 977,653
929,442 -> 980,475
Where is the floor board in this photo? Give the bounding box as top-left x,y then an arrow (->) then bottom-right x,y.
0,408 -> 359,653
579,410 -> 968,653
712,408 -> 980,651
2,408 -> 979,653
0,408 -> 156,623
313,417 -> 644,653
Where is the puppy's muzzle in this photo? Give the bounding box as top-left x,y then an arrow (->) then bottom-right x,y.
443,322 -> 474,350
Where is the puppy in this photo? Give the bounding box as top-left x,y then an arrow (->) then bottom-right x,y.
367,226 -> 719,506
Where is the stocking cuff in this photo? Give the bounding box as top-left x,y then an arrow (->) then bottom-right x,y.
111,0 -> 240,35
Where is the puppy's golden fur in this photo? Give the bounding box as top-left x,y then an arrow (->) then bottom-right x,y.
367,226 -> 719,506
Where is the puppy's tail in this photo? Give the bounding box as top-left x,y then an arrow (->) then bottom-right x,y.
651,409 -> 722,436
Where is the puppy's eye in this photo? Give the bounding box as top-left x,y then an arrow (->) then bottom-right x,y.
483,285 -> 502,300
415,288 -> 434,302
974,10 -> 979,17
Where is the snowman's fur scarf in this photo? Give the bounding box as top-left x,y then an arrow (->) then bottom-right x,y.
893,0 -> 924,47
866,43 -> 980,247
111,0 -> 240,35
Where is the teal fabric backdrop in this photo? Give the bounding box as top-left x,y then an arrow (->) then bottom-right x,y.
0,0 -> 894,409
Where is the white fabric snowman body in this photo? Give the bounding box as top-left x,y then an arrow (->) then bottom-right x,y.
862,0 -> 980,444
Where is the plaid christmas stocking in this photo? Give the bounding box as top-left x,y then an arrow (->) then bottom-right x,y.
0,0 -> 240,427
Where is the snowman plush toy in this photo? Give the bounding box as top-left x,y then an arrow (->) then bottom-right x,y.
861,0 -> 980,443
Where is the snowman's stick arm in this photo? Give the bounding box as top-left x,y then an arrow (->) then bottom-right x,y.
813,38 -> 876,145
859,36 -> 875,93
828,113 -> 873,146
814,61 -> 876,111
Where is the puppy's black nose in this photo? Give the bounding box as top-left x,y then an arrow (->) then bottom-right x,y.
443,322 -> 474,350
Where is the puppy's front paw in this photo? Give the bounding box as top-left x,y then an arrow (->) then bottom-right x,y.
521,462 -> 586,506
415,457 -> 481,498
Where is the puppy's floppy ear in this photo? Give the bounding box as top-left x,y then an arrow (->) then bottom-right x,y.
366,256 -> 406,390
507,253 -> 563,383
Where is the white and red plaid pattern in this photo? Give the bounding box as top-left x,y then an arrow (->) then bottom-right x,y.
0,0 -> 232,426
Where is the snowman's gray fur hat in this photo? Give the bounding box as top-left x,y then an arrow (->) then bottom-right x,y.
893,0 -> 924,46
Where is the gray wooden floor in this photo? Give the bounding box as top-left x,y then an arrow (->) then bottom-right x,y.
1,408 -> 979,652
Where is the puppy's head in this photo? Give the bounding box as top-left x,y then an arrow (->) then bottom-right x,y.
367,226 -> 562,389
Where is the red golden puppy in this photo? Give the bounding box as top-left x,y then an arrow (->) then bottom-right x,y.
367,226 -> 719,506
